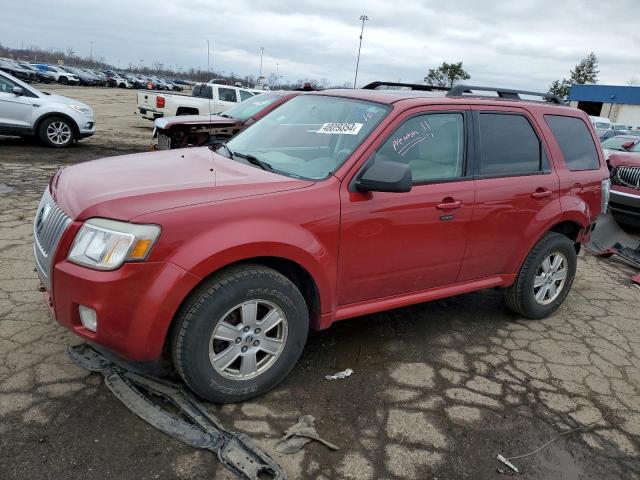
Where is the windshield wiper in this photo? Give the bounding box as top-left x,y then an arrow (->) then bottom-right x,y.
232,151 -> 274,172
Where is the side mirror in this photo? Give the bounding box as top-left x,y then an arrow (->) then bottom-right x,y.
355,160 -> 412,193
12,86 -> 23,96
622,141 -> 635,150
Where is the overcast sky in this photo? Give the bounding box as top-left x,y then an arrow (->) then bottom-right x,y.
1,0 -> 638,89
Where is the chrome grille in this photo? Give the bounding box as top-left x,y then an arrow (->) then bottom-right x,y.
33,189 -> 71,289
613,166 -> 640,190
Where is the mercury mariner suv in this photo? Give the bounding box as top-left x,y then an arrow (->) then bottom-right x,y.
33,82 -> 610,402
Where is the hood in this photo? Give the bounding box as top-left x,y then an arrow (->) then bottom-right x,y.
608,151 -> 640,169
41,93 -> 91,110
155,114 -> 240,130
51,147 -> 312,221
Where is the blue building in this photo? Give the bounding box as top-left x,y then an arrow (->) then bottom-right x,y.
568,84 -> 640,127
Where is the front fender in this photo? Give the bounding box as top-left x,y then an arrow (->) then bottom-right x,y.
163,218 -> 337,317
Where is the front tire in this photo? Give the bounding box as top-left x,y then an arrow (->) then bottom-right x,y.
172,265 -> 309,403
505,232 -> 577,319
38,116 -> 76,148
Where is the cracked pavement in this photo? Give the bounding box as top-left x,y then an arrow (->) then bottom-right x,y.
1,87 -> 640,479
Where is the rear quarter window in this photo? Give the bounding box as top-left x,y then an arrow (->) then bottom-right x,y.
545,115 -> 600,171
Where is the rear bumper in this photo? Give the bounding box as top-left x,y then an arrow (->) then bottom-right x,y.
49,259 -> 201,361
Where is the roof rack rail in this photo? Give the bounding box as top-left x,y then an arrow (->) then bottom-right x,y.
446,85 -> 562,104
362,81 -> 450,92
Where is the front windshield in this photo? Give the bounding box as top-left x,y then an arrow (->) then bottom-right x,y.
602,137 -> 634,151
594,122 -> 610,129
223,94 -> 389,180
221,93 -> 283,121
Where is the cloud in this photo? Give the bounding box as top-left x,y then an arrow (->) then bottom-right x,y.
1,0 -> 637,89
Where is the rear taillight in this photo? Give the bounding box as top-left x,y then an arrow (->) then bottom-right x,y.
601,178 -> 611,214
156,96 -> 165,108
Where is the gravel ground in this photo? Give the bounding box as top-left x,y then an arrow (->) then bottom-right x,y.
1,86 -> 639,479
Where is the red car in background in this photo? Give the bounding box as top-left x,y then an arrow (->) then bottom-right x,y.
153,91 -> 299,149
608,151 -> 640,226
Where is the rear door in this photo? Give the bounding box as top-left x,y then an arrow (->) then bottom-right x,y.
337,106 -> 475,305
458,106 -> 560,281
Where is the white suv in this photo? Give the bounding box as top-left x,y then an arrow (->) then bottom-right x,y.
0,70 -> 96,147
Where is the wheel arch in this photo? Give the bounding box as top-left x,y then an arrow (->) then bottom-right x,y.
163,255 -> 323,358
34,112 -> 80,138
176,107 -> 199,116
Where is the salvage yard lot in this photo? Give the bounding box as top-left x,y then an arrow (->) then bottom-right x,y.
1,86 -> 640,479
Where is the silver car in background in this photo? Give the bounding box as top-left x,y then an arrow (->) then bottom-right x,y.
0,70 -> 96,147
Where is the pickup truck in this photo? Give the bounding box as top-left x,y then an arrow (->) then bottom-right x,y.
136,83 -> 258,121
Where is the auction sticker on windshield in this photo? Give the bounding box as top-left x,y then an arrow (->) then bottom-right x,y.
316,123 -> 364,135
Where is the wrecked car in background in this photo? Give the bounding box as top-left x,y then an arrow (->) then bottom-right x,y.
153,91 -> 299,149
34,83 -> 608,404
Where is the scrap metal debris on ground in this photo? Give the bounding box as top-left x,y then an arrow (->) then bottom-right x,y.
496,416 -> 606,474
66,344 -> 286,480
275,415 -> 340,454
324,368 -> 353,380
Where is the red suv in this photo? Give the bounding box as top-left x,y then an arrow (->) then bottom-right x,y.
34,83 -> 610,402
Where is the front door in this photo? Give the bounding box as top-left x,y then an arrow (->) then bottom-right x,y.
337,107 -> 475,305
0,75 -> 33,129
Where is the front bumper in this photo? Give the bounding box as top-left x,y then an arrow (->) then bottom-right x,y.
46,257 -> 201,361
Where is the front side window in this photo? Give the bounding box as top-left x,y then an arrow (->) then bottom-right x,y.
218,87 -> 238,103
224,95 -> 389,180
0,75 -> 17,93
546,115 -> 600,170
372,113 -> 465,182
477,113 -> 544,176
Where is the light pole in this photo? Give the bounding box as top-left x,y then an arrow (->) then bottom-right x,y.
258,47 -> 264,83
90,41 -> 93,64
275,62 -> 279,88
207,40 -> 211,76
353,14 -> 369,89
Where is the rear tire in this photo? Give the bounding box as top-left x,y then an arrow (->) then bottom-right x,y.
505,232 -> 577,319
59,76 -> 68,85
38,116 -> 76,148
172,265 -> 309,403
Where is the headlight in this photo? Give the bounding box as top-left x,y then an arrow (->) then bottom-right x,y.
601,178 -> 611,214
69,104 -> 92,114
68,218 -> 160,270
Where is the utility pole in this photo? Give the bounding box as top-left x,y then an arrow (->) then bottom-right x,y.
353,14 -> 369,89
90,41 -> 93,64
258,47 -> 264,83
275,62 -> 279,88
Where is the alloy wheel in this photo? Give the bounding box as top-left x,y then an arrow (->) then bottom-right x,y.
209,300 -> 288,380
533,251 -> 568,305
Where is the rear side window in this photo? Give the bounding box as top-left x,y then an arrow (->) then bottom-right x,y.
477,113 -> 544,176
545,115 -> 600,170
218,87 -> 238,103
